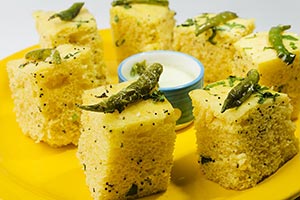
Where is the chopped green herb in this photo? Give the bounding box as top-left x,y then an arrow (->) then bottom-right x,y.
72,113 -> 79,121
126,183 -> 138,196
52,49 -> 62,64
124,4 -> 132,9
245,34 -> 257,39
64,51 -> 80,59
290,42 -> 298,50
75,20 -> 90,28
180,18 -> 195,27
18,62 -> 29,68
227,75 -> 244,87
207,27 -> 217,45
115,39 -> 126,47
147,90 -> 165,102
200,155 -> 215,164
114,15 -> 119,23
223,22 -> 246,30
203,81 -> 226,90
282,34 -> 299,41
277,84 -> 285,92
130,60 -> 147,76
263,46 -> 274,51
255,87 -> 280,104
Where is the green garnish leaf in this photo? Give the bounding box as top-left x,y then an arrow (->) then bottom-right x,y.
130,60 -> 147,76
255,86 -> 280,104
146,90 -> 165,102
203,81 -> 226,90
180,18 -> 195,27
282,35 -> 299,41
223,22 -> 246,30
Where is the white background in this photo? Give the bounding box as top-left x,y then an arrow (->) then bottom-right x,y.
1,0 -> 300,60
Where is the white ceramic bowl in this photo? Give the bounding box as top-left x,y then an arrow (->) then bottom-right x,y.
118,50 -> 204,129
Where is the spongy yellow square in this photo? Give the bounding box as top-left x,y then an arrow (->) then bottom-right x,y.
233,32 -> 300,119
189,78 -> 299,190
7,44 -> 99,147
173,13 -> 255,84
77,82 -> 177,200
34,8 -> 108,85
110,4 -> 175,63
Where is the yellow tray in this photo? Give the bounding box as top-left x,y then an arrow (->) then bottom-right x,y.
0,29 -> 299,200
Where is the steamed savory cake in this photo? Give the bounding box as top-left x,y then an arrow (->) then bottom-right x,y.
233,31 -> 300,119
189,77 -> 299,190
7,44 -> 100,147
33,6 -> 108,85
173,12 -> 255,84
110,3 -> 175,63
77,82 -> 177,199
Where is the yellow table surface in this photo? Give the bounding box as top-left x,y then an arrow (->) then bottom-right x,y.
0,29 -> 299,200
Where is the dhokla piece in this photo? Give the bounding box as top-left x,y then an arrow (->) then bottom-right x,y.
110,3 -> 175,63
233,31 -> 300,119
173,12 -> 255,84
77,82 -> 177,200
33,6 -> 108,85
189,77 -> 299,190
7,44 -> 99,147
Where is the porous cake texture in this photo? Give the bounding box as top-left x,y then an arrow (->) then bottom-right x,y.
34,7 -> 108,85
110,4 -> 175,63
233,32 -> 300,119
77,82 -> 177,200
7,44 -> 99,147
173,13 -> 255,84
189,77 -> 299,190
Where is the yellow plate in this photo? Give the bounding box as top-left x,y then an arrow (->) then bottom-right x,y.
0,29 -> 300,200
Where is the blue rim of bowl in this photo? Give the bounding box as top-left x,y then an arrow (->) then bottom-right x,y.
118,50 -> 205,91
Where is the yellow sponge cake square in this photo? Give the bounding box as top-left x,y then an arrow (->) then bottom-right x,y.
189,76 -> 299,190
173,12 -> 255,84
233,31 -> 300,119
34,6 -> 108,85
7,44 -> 99,147
77,81 -> 177,199
110,3 -> 175,63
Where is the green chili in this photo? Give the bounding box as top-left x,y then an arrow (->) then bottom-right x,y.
268,25 -> 296,65
25,48 -> 61,64
48,2 -> 84,21
195,11 -> 238,36
79,63 -> 163,113
111,0 -> 169,6
221,69 -> 260,113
